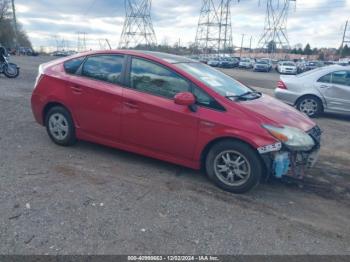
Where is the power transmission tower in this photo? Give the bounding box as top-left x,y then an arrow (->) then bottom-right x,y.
119,0 -> 157,49
77,32 -> 87,52
340,20 -> 350,57
99,39 -> 112,50
258,0 -> 296,57
195,0 -> 238,55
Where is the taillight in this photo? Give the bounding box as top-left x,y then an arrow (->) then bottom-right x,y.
277,80 -> 287,90
34,65 -> 44,89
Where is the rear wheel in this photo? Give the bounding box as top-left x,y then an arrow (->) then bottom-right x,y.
296,95 -> 323,118
45,106 -> 77,146
205,140 -> 262,194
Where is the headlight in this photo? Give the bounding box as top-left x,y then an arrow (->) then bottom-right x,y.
263,124 -> 315,151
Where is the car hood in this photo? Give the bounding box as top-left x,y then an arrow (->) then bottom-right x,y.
238,94 -> 315,132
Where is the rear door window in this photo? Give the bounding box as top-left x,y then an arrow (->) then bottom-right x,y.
318,73 -> 332,83
82,55 -> 124,84
331,71 -> 350,86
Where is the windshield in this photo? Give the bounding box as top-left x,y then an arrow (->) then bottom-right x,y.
174,62 -> 251,97
283,62 -> 295,66
256,60 -> 267,64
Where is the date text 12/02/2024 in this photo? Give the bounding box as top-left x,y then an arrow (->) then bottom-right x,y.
127,256 -> 220,261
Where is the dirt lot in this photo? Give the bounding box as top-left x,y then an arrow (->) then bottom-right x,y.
0,56 -> 349,255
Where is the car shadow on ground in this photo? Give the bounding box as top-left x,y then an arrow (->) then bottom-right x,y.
67,139 -> 350,205
320,112 -> 350,122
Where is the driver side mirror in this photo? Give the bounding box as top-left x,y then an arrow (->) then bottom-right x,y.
174,92 -> 197,112
174,92 -> 195,106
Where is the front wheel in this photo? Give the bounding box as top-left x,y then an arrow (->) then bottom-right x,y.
4,63 -> 19,78
296,95 -> 323,118
205,140 -> 262,194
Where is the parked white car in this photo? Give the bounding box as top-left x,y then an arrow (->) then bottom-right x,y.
277,61 -> 297,75
274,65 -> 350,117
239,58 -> 254,69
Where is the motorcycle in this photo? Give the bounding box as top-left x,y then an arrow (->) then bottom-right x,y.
0,54 -> 20,78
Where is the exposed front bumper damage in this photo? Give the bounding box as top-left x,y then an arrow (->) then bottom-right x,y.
260,125 -> 322,179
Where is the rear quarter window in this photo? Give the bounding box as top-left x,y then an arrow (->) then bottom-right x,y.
64,57 -> 85,74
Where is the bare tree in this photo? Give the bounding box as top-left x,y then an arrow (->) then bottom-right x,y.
0,0 -> 9,23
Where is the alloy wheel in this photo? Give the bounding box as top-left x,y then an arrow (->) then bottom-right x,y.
48,113 -> 69,141
299,98 -> 318,116
213,150 -> 251,187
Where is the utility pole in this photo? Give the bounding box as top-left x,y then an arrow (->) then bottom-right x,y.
119,0 -> 157,49
77,32 -> 87,52
340,20 -> 350,57
249,36 -> 253,56
240,34 -> 245,58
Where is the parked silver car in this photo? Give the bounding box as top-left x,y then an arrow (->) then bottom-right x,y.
277,61 -> 297,75
274,65 -> 350,117
239,58 -> 254,69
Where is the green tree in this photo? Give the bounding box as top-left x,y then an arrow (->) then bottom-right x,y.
304,43 -> 312,56
341,45 -> 350,57
267,40 -> 276,53
318,52 -> 325,61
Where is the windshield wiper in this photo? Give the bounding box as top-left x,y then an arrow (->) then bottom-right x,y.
226,91 -> 262,101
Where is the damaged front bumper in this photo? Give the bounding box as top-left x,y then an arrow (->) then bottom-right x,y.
260,125 -> 322,179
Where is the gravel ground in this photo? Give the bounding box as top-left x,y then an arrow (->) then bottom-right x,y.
0,56 -> 349,255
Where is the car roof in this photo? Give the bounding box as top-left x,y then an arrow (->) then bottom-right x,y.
296,65 -> 350,78
75,49 -> 196,64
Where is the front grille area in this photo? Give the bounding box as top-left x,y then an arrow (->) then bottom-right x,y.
308,125 -> 322,145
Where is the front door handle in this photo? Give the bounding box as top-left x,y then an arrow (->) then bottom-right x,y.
200,120 -> 215,127
124,101 -> 138,109
70,85 -> 82,94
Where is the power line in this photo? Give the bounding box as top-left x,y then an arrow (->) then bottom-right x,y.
83,0 -> 98,17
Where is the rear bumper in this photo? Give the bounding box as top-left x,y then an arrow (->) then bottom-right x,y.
274,88 -> 300,106
254,67 -> 269,71
31,93 -> 45,125
279,69 -> 297,74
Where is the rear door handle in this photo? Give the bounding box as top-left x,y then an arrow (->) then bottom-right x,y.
70,85 -> 82,94
124,101 -> 138,109
320,85 -> 330,89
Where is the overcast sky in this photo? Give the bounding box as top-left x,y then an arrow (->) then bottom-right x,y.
14,0 -> 350,50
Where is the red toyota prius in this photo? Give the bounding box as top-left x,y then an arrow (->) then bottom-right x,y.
31,50 -> 322,193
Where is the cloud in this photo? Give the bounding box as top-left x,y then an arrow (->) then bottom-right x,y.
14,0 -> 350,50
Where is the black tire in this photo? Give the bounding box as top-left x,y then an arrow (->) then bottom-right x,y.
4,63 -> 19,78
205,140 -> 262,194
296,95 -> 323,118
45,106 -> 77,146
